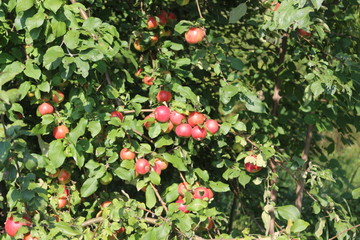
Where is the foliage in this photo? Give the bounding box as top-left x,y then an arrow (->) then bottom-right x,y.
0,0 -> 359,239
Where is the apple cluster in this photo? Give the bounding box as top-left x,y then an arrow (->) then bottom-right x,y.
37,90 -> 69,139
144,90 -> 220,141
176,182 -> 214,213
4,216 -> 36,239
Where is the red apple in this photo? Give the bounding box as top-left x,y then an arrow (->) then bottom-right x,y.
176,198 -> 189,213
191,126 -> 207,141
58,169 -> 71,184
164,121 -> 174,133
144,113 -> 156,129
206,188 -> 214,200
48,169 -> 60,178
59,185 -> 69,198
134,39 -> 145,52
58,198 -> 67,208
38,102 -> 54,115
158,11 -> 168,25
53,125 -> 69,139
143,76 -> 155,85
110,111 -> 124,121
206,217 -> 214,230
120,148 -> 136,160
135,68 -> 143,77
178,182 -> 190,196
193,187 -> 213,200
101,201 -> 112,208
185,27 -> 205,44
23,233 -> 39,240
152,163 -> 162,175
52,90 -> 65,103
150,35 -> 159,46
154,106 -> 171,122
175,123 -> 192,138
205,119 -> 219,134
298,29 -> 311,38
168,12 -> 177,22
245,162 -> 263,173
156,90 -> 172,102
135,158 -> 150,175
187,112 -> 206,127
147,16 -> 158,29
5,216 -> 31,237
170,111 -> 186,125
154,158 -> 168,170
116,226 -> 125,234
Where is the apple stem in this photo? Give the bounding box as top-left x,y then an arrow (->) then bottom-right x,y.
150,183 -> 168,213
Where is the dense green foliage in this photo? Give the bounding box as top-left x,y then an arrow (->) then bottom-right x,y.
0,0 -> 359,239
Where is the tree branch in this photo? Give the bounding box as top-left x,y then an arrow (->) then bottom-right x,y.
268,158 -> 278,237
195,0 -> 204,19
329,223 -> 360,240
81,216 -> 158,227
150,183 -> 168,213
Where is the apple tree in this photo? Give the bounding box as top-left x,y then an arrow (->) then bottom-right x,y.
0,0 -> 359,239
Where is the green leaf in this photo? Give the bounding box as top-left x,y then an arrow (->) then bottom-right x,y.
0,141 -> 11,164
165,184 -> 179,203
83,17 -> 102,31
291,219 -> 310,233
149,171 -> 161,185
229,3 -> 247,24
177,214 -> 193,232
87,121 -> 101,137
148,123 -> 162,139
38,81 -> 50,92
276,205 -> 300,221
315,217 -> 326,238
174,20 -> 193,34
43,46 -> 65,70
24,61 -> 41,79
311,0 -> 324,10
229,57 -> 243,71
43,0 -> 63,13
186,199 -> 208,211
194,168 -> 209,181
155,135 -> 174,148
48,140 -> 66,168
352,188 -> 360,199
104,85 -> 119,99
146,185 -> 156,209
175,58 -> 191,68
0,61 -> 25,87
69,118 -> 88,144
131,94 -> 149,103
209,181 -> 230,192
238,171 -> 251,188
54,222 -> 82,236
16,0 -> 34,13
114,167 -> 132,181
163,153 -> 187,171
64,30 -> 80,49
220,85 -> 238,104
172,83 -> 198,105
80,177 -> 98,198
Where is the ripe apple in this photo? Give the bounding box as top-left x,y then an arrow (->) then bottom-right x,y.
245,162 -> 263,173
135,158 -> 151,174
58,169 -> 71,184
134,39 -> 145,52
152,163 -> 162,175
156,90 -> 172,102
100,172 -> 113,185
59,185 -> 69,198
177,0 -> 190,6
298,29 -> 311,38
176,198 -> 190,213
5,216 -> 31,237
164,121 -> 174,133
101,201 -> 112,208
205,119 -> 219,134
58,198 -> 67,208
175,123 -> 192,138
185,27 -> 205,44
150,35 -> 159,46
48,169 -> 60,178
38,102 -> 54,115
154,158 -> 168,170
193,187 -> 213,200
187,112 -> 206,127
110,111 -> 124,121
120,148 -> 136,160
206,188 -> 214,199
154,106 -> 171,122
52,90 -> 65,103
53,125 -> 69,139
191,126 -> 207,141
178,182 -> 190,196
143,76 -> 155,85
144,113 -> 155,129
23,234 -> 39,240
147,16 -> 158,29
158,11 -> 168,25
168,12 -> 177,23
170,111 -> 186,125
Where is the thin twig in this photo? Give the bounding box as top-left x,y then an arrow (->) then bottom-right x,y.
150,183 -> 168,212
138,206 -> 167,221
132,129 -> 154,144
195,0 -> 204,19
1,114 -> 8,138
123,109 -> 154,114
81,216 -> 158,227
329,224 -> 360,240
179,171 -> 187,184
